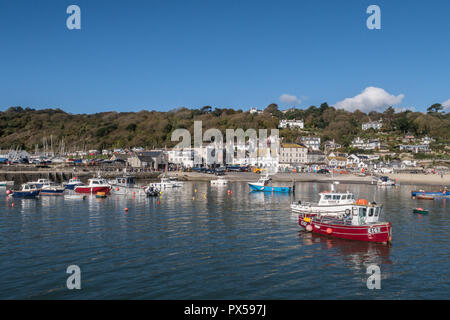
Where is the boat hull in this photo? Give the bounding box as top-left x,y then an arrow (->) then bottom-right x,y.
75,186 -> 111,194
40,188 -> 65,196
10,190 -> 41,198
299,216 -> 392,243
413,209 -> 429,214
249,183 -> 291,193
411,190 -> 450,198
64,183 -> 82,190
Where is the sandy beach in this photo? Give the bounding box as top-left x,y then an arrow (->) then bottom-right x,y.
167,171 -> 450,186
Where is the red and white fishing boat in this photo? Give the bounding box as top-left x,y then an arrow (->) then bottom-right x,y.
74,178 -> 111,194
298,201 -> 392,244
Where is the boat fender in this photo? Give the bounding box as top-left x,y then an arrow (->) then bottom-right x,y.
326,228 -> 333,234
306,225 -> 313,232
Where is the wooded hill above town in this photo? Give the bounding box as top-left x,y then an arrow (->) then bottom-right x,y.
0,103 -> 449,153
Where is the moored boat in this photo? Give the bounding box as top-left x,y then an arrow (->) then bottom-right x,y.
211,178 -> 228,186
95,192 -> 107,198
299,202 -> 391,244
40,182 -> 65,196
411,187 -> 449,198
64,194 -> 87,200
248,174 -> 292,193
144,186 -> 160,197
28,178 -> 51,189
416,195 -> 434,200
63,177 -> 83,190
75,178 -> 111,194
0,181 -> 14,187
147,176 -> 180,189
291,182 -> 356,216
377,176 -> 396,187
109,176 -> 146,195
413,208 -> 429,214
9,183 -> 41,198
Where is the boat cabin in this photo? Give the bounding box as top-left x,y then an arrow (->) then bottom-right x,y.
315,203 -> 383,225
21,183 -> 38,191
88,178 -> 109,186
317,191 -> 355,206
112,176 -> 136,187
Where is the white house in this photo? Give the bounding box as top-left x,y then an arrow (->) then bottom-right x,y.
167,148 -> 196,168
279,119 -> 304,129
362,120 -> 382,131
301,137 -> 321,151
351,137 -> 380,150
249,107 -> 263,114
346,154 -> 368,169
399,144 -> 430,153
279,143 -> 307,167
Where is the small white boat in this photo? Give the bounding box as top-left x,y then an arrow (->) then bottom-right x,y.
147,176 -> 180,189
40,182 -> 65,196
211,178 -> 228,186
0,181 -> 14,187
377,176 -> 396,187
291,182 -> 357,216
64,194 -> 87,200
109,176 -> 147,196
169,177 -> 184,187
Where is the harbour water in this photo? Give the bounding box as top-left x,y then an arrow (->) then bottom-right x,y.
0,182 -> 448,299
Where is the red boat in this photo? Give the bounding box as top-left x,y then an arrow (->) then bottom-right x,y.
74,178 -> 111,194
298,202 -> 392,244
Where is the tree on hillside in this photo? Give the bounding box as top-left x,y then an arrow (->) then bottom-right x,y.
427,103 -> 443,114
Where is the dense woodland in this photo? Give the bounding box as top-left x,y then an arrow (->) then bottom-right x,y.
0,103 -> 449,154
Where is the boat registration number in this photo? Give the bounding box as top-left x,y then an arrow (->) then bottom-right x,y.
368,227 -> 381,234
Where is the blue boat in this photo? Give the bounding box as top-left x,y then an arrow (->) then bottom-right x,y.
248,174 -> 292,193
411,187 -> 449,198
63,177 -> 83,190
10,183 -> 41,198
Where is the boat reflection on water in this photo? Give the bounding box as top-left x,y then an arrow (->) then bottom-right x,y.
298,231 -> 392,266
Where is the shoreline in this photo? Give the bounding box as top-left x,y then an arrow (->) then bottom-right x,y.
167,171 -> 450,187
1,169 -> 448,187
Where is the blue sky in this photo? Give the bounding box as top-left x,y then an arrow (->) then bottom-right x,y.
0,0 -> 449,113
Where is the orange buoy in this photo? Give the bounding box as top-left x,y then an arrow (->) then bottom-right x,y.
116,187 -> 119,191
125,207 -> 128,211
11,203 -> 14,207
326,228 -> 333,234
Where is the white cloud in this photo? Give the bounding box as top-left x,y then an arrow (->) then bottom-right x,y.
334,87 -> 405,112
279,94 -> 301,105
442,99 -> 450,111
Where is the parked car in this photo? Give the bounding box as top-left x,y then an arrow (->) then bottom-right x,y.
317,169 -> 329,174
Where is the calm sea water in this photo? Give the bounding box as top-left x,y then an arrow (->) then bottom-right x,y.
0,181 -> 448,299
